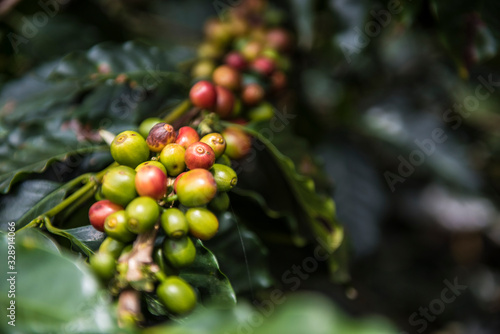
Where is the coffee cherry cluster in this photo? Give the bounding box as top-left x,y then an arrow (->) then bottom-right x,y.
88,121 -> 239,315
189,5 -> 292,124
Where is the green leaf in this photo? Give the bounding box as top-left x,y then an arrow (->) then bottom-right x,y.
144,293 -> 398,334
0,229 -> 117,333
205,212 -> 274,295
43,218 -> 99,257
180,240 -> 236,307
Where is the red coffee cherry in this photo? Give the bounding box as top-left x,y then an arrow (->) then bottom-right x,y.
175,126 -> 200,149
266,28 -> 292,52
189,80 -> 217,109
135,165 -> 167,200
214,86 -> 235,119
212,65 -> 241,91
88,200 -> 123,232
185,142 -> 215,170
224,51 -> 247,70
222,126 -> 252,160
146,123 -> 177,153
241,83 -> 265,106
251,57 -> 275,76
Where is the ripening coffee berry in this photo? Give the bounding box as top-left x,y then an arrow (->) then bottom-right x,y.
175,127 -> 200,149
197,42 -> 222,59
185,142 -> 215,170
222,127 -> 252,160
215,154 -> 231,166
266,28 -> 292,52
90,252 -> 116,280
160,144 -> 186,177
176,169 -> 217,207
241,83 -> 265,106
271,71 -> 287,91
208,191 -> 230,213
248,102 -> 274,122
136,161 -> 167,175
110,131 -> 149,168
126,197 -> 160,234
173,172 -> 186,194
251,57 -> 275,76
210,164 -> 238,192
224,51 -> 247,70
185,207 -> 219,240
189,80 -> 217,110
200,133 -> 226,158
161,208 -> 189,239
99,237 -> 126,259
212,65 -> 241,91
241,40 -> 263,61
163,237 -> 196,268
104,210 -> 136,243
157,276 -> 197,315
214,86 -> 235,119
102,166 -> 137,206
135,165 -> 167,200
191,59 -> 216,78
146,123 -> 177,153
139,117 -> 163,138
89,200 -> 124,232
204,19 -> 232,45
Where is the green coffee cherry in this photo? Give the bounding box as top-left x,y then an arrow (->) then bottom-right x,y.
247,102 -> 274,122
135,161 -> 167,175
208,192 -> 230,213
101,166 -> 137,206
99,237 -> 126,259
161,208 -> 189,239
160,144 -> 186,177
104,210 -> 136,243
90,252 -> 116,280
200,133 -> 226,158
157,276 -> 197,315
162,237 -> 196,269
126,197 -> 160,234
185,208 -> 219,240
110,131 -> 150,168
216,154 -> 232,166
210,164 -> 237,192
139,117 -> 163,138
153,247 -> 178,276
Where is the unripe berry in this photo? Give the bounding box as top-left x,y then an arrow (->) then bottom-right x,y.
161,208 -> 189,239
185,142 -> 215,170
102,166 -> 137,206
157,276 -> 197,315
222,127 -> 252,160
241,40 -> 262,61
160,143 -> 186,177
136,161 -> 167,175
104,210 -> 136,243
173,172 -> 186,194
216,154 -> 231,166
99,237 -> 126,259
266,28 -> 292,52
251,57 -> 275,76
110,131 -> 149,168
212,65 -> 241,91
146,123 -> 177,153
200,133 -> 226,158
89,200 -> 124,232
139,118 -> 162,138
210,164 -> 238,192
248,102 -> 274,122
135,165 -> 167,200
90,252 -> 116,280
189,80 -> 217,110
185,208 -> 219,240
224,51 -> 247,70
191,59 -> 216,78
126,197 -> 160,234
241,83 -> 265,106
163,237 -> 196,269
214,85 -> 235,119
176,169 -> 217,207
197,42 -> 222,59
204,19 -> 232,45
175,126 -> 200,149
208,192 -> 230,213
